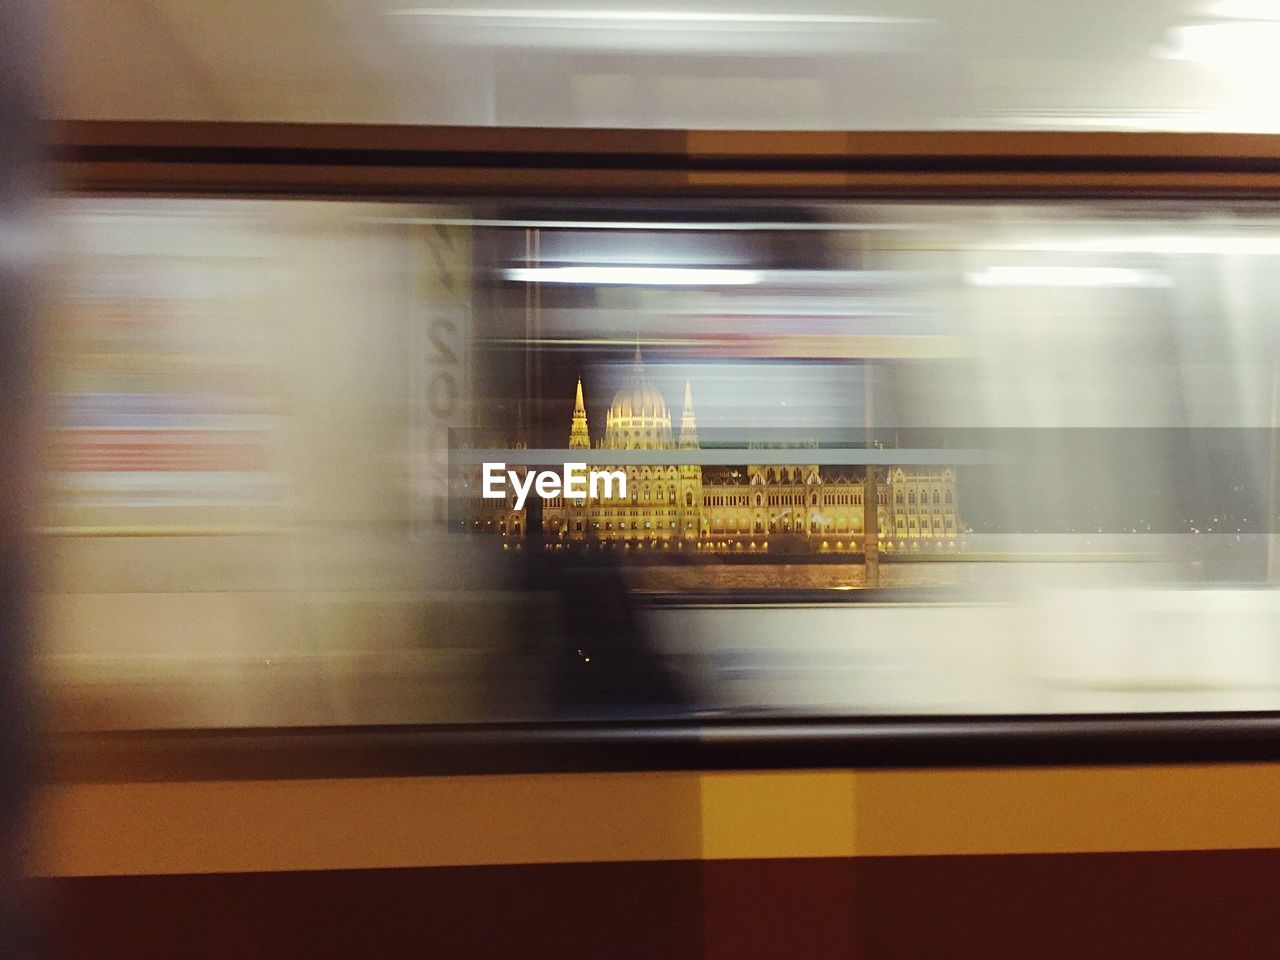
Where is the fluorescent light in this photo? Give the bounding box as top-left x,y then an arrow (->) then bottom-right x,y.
373,217 -> 924,232
1158,21 -> 1280,65
1020,236 -> 1280,256
1202,0 -> 1280,20
966,266 -> 1171,288
504,266 -> 760,285
389,8 -> 920,24
1078,236 -> 1280,255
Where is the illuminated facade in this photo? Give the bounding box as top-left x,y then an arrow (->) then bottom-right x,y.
469,356 -> 962,552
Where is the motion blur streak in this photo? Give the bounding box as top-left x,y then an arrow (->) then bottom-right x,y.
2,0 -> 41,955
28,197 -> 1280,731
51,0 -> 1280,133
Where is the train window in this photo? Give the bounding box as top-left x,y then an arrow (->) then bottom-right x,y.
39,195 -> 1280,728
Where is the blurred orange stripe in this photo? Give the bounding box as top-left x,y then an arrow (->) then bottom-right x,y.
36,764 -> 1280,877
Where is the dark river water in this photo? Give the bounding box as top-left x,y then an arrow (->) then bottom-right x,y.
624,562 -> 991,592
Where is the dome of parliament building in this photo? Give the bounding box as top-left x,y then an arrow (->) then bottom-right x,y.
603,351 -> 673,449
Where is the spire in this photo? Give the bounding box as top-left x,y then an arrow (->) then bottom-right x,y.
678,379 -> 699,449
569,377 -> 591,449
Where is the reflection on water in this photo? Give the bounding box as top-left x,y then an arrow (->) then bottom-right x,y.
625,561 -> 989,592
623,558 -> 1169,592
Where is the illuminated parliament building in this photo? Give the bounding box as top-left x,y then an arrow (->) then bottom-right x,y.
469,357 -> 963,553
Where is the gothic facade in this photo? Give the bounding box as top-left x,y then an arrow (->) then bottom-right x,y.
468,358 -> 963,553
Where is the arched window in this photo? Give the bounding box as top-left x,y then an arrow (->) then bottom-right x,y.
755,493 -> 763,507
669,485 -> 676,502
945,490 -> 953,504
908,491 -> 916,505
685,491 -> 693,507
811,492 -> 818,506
933,490 -> 940,504
896,491 -> 903,504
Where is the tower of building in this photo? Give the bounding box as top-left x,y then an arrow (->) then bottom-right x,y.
678,380 -> 698,449
569,377 -> 590,449
676,379 -> 702,540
